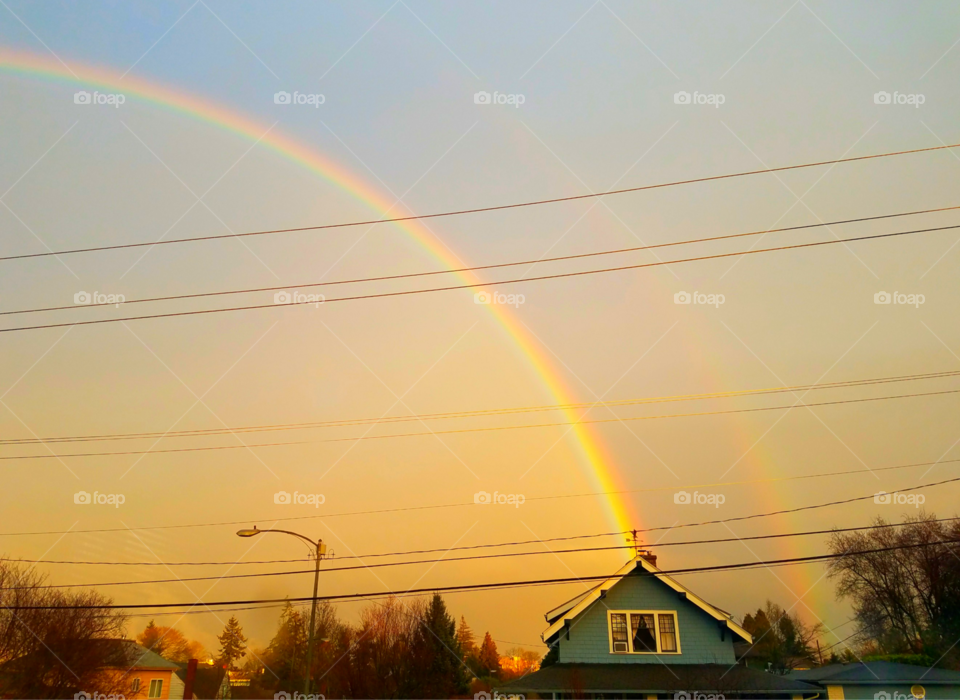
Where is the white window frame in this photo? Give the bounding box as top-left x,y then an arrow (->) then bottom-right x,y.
606,610 -> 681,655
131,677 -> 141,695
148,678 -> 163,698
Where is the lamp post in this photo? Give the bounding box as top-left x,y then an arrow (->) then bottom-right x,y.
237,527 -> 326,695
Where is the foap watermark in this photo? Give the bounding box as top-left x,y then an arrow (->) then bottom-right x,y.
674,490 -> 725,508
474,490 -> 525,508
274,490 -> 325,508
873,690 -> 925,700
75,692 -> 125,700
674,290 -> 725,307
874,91 -> 925,108
74,291 -> 125,307
474,91 -> 525,108
674,90 -> 725,108
274,290 -> 325,308
874,491 -> 925,508
274,692 -> 325,700
474,290 -> 525,308
475,691 -> 524,700
74,91 -> 125,108
874,291 -> 924,308
674,692 -> 724,700
74,491 -> 125,508
274,91 -> 325,107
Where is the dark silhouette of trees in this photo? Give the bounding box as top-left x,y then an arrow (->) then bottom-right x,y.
828,512 -> 960,666
136,620 -> 209,662
740,600 -> 822,672
0,560 -> 128,699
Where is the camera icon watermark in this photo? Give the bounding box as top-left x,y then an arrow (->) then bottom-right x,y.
274,91 -> 325,107
74,91 -> 126,108
474,490 -> 525,508
874,291 -> 924,308
474,91 -> 525,107
674,490 -> 725,508
674,90 -> 725,108
74,491 -> 125,508
874,91 -> 924,108
274,490 -> 325,508
474,290 -> 525,308
874,491 -> 925,508
74,290 -> 125,307
274,290 -> 325,307
674,291 -> 725,307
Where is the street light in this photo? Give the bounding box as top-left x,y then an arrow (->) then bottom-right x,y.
236,526 -> 326,695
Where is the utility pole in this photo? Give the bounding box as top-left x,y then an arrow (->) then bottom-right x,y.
304,538 -> 327,696
235,527 -> 326,696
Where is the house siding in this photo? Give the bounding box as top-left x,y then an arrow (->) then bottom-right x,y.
557,572 -> 737,665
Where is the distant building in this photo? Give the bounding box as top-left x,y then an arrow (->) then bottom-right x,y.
498,553 -> 818,698
787,661 -> 960,699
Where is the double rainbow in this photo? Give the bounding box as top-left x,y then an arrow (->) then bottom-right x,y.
0,48 -> 636,534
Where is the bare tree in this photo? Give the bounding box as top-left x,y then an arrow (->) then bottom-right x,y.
0,560 -> 128,699
828,512 -> 960,662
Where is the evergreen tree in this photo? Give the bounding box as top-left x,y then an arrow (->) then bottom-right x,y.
456,615 -> 477,657
217,615 -> 248,669
478,632 -> 500,677
408,594 -> 468,697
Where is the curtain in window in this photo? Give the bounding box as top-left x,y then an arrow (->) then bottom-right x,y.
630,613 -> 657,652
659,613 -> 678,652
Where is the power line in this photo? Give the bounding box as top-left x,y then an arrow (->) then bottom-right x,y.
2,142 -> 957,264
3,369 -> 956,446
4,386 -> 957,459
1,456 -> 956,538
11,537 -> 960,610
6,204 -> 959,318
16,517 -> 960,590
3,222 -> 957,335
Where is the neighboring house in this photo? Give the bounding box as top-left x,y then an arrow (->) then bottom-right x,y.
102,640 -> 184,700
499,553 -> 819,699
0,639 -> 182,699
174,661 -> 231,699
787,661 -> 960,699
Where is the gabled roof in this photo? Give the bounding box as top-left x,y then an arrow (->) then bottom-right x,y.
789,661 -> 960,685
100,639 -> 180,670
542,555 -> 752,644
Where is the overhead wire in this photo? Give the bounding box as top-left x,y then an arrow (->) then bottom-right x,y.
1,368 -> 956,446
4,204 -> 959,318
2,222 -> 958,334
2,141 -> 958,264
13,516 -> 960,590
1,456 -> 957,538
11,537 -> 960,610
3,385 -> 957,459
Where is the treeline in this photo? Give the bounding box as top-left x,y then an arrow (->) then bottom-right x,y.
740,512 -> 960,673
236,593 -> 532,698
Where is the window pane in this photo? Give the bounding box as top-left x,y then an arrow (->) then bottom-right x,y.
149,679 -> 163,698
631,613 -> 657,652
659,614 -> 678,652
610,613 -> 628,643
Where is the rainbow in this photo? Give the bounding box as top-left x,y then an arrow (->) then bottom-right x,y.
0,48 -> 636,533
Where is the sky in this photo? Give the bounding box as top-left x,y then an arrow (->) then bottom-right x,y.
1,0 -> 959,657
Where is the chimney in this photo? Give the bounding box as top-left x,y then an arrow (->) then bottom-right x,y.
183,658 -> 198,700
638,550 -> 657,567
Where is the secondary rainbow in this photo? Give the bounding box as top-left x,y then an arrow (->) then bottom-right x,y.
0,49 -> 636,534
